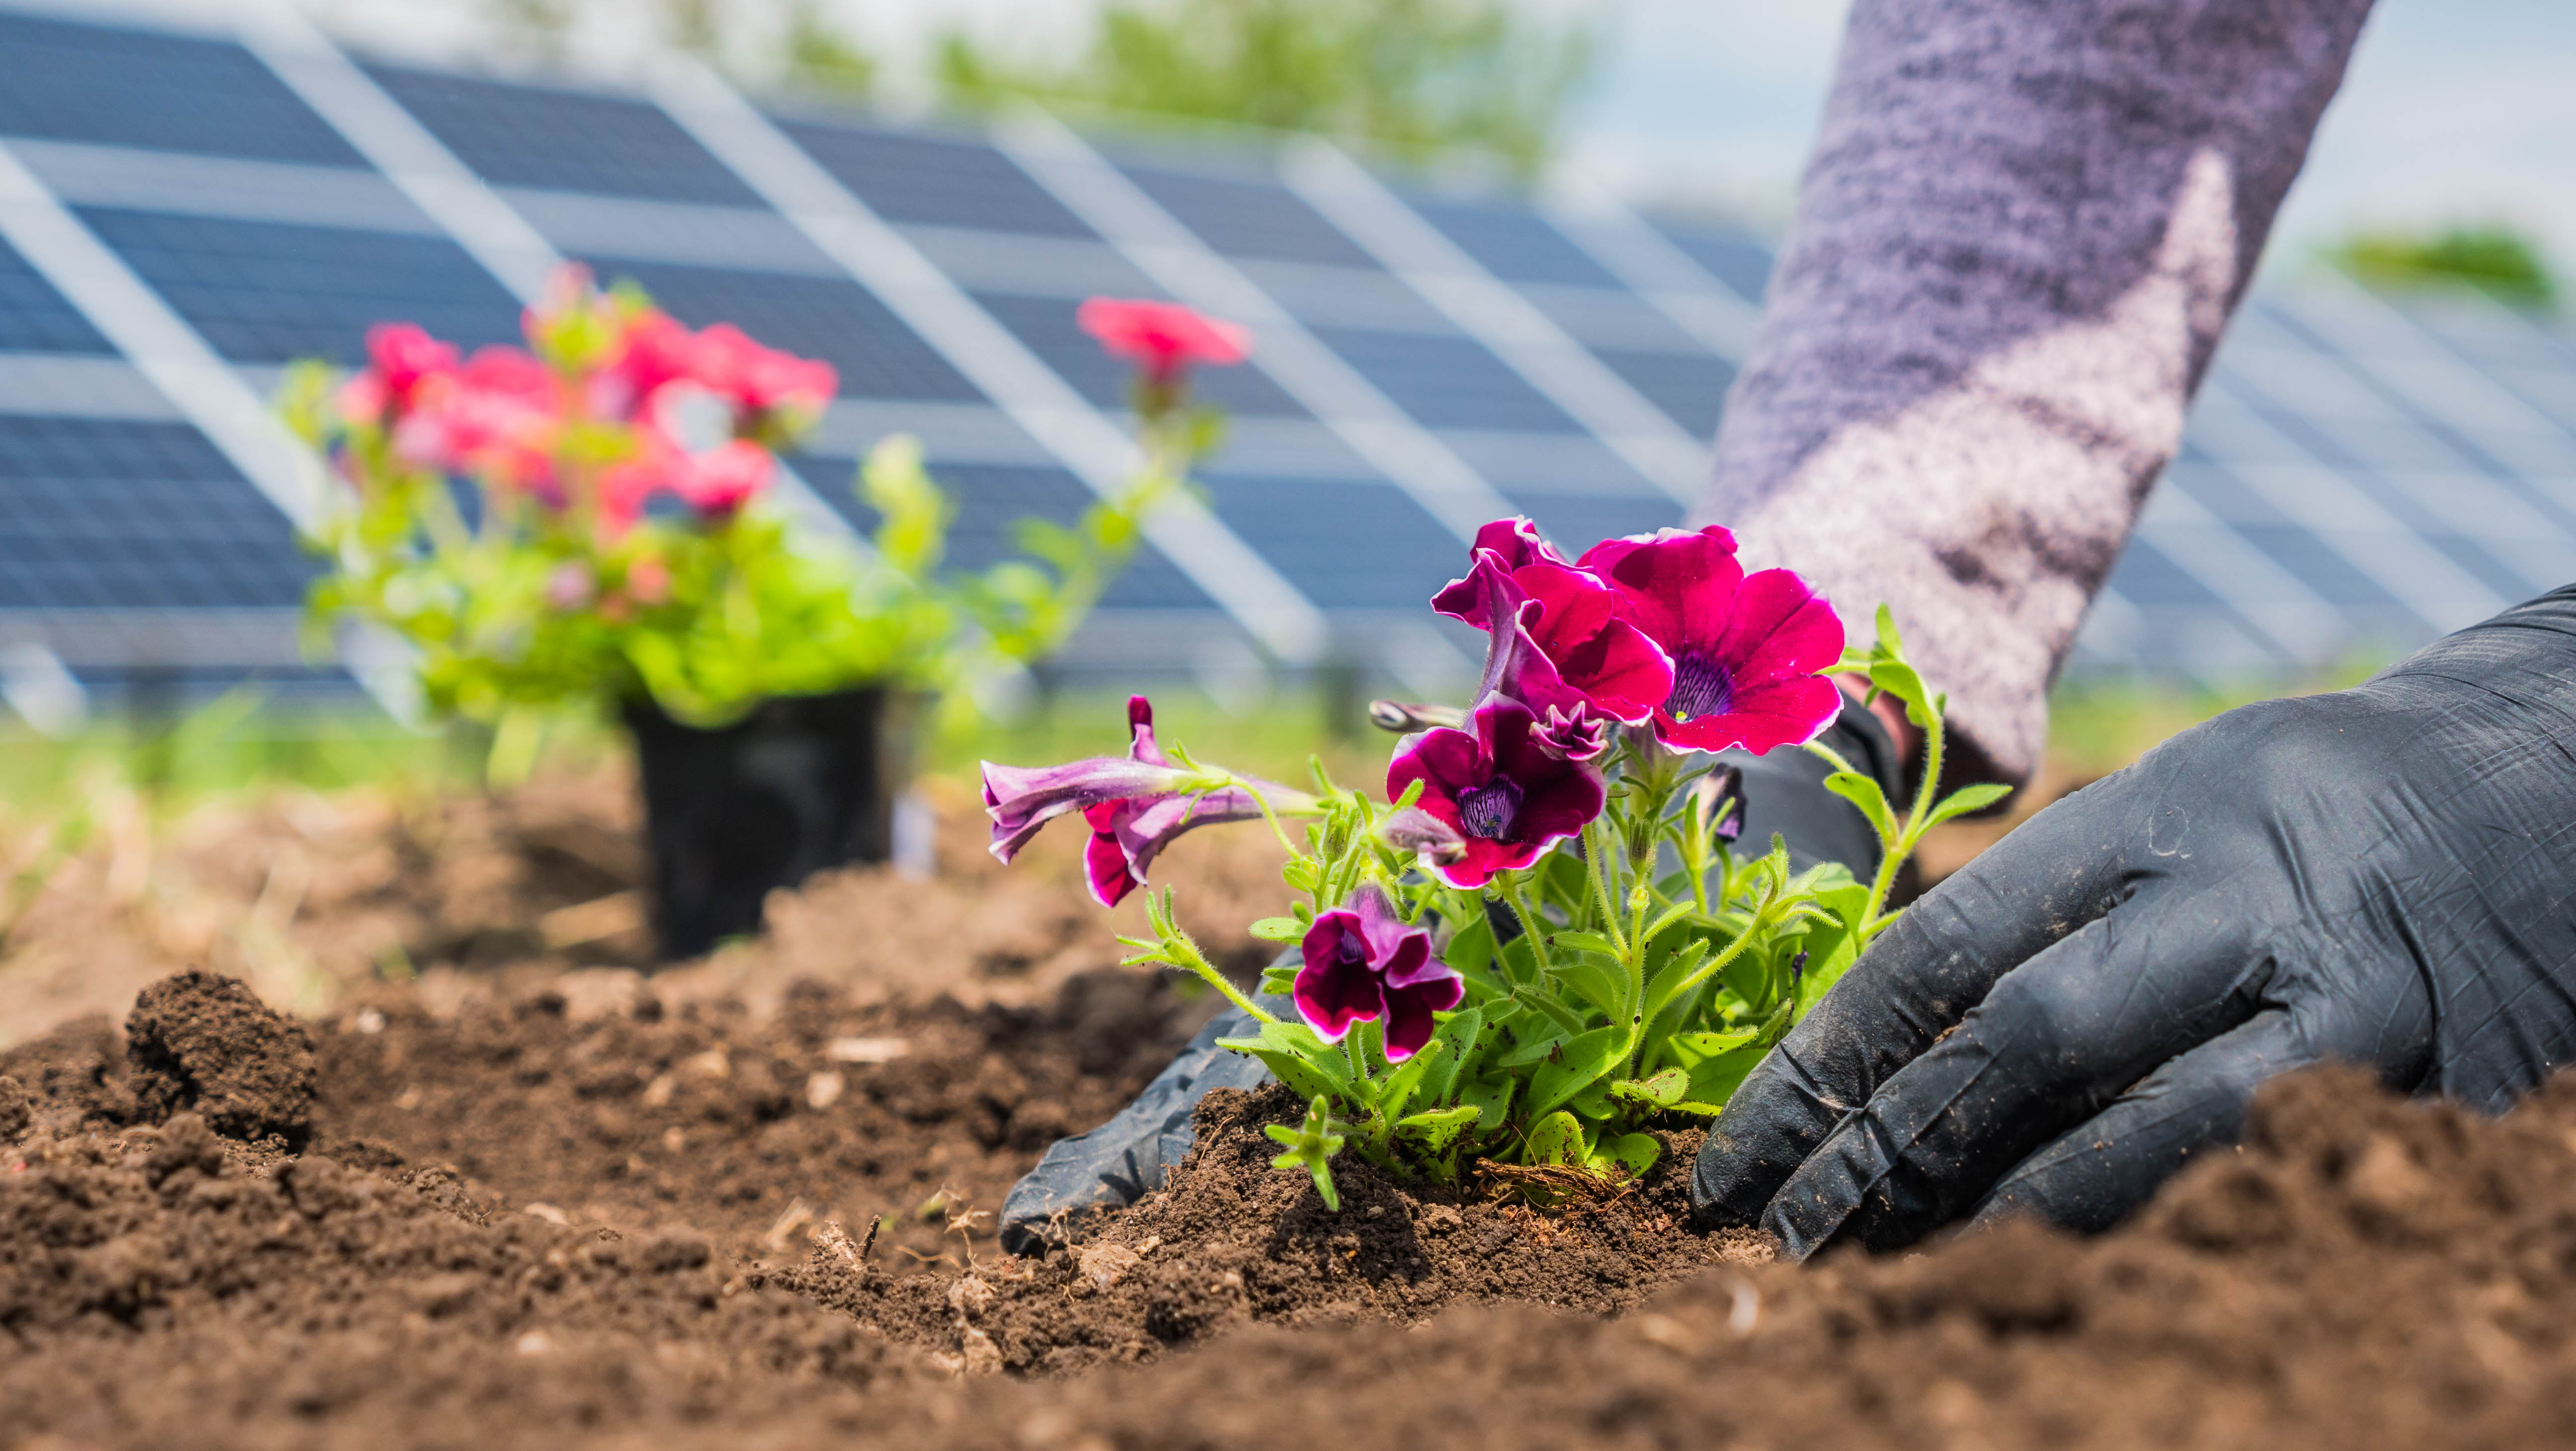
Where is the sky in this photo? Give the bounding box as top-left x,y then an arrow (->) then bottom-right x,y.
288,0 -> 2576,278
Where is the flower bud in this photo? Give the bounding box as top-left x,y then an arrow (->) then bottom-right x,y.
1377,806 -> 1467,866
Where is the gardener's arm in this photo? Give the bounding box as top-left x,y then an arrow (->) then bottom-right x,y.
1709,0 -> 2377,789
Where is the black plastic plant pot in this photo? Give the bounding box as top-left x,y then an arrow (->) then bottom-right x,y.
622,687 -> 925,962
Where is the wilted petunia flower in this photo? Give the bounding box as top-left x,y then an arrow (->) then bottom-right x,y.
1293,884 -> 1461,1061
1386,696 -> 1606,889
1580,526 -> 1845,756
983,696 -> 1312,907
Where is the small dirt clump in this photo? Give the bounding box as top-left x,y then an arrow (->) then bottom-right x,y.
123,969 -> 318,1147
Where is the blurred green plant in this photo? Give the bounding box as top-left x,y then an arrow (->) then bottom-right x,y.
2331,223 -> 2558,310
481,0 -> 877,98
937,0 -> 1596,176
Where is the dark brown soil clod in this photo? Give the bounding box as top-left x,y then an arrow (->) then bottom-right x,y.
123,969 -> 318,1148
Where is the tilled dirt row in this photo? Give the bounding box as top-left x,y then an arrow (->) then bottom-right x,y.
11,958 -> 2576,1449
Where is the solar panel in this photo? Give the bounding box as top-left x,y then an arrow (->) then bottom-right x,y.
79,206 -> 524,364
780,116 -> 1097,239
1306,324 -> 1586,434
0,3 -> 2573,710
0,234 -> 112,354
0,415 -> 313,609
0,10 -> 360,167
1121,160 -> 1383,269
363,63 -> 760,206
1196,475 -> 1462,610
1406,195 -> 1624,289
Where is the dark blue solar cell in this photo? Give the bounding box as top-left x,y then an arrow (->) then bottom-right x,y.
1310,325 -> 1581,433
1653,223 -> 1773,305
2104,534 -> 2225,610
0,11 -> 361,166
1121,163 -> 1379,269
1197,476 -> 1456,610
793,454 -> 1209,610
80,208 -> 522,364
780,117 -> 1095,239
2161,464 -> 2407,612
0,235 -> 112,355
582,259 -> 981,404
1591,348 -> 1733,437
1406,197 -> 1620,288
366,64 -> 760,206
1505,494 -> 1681,556
0,416 -> 313,609
971,292 -> 1305,418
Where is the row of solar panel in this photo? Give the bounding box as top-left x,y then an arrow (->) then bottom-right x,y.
3,4 -> 2576,692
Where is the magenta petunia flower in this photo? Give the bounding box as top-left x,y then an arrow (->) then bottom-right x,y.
1386,697 -> 1606,889
1293,885 -> 1460,1061
1433,524 -> 1673,744
1579,526 -> 1846,756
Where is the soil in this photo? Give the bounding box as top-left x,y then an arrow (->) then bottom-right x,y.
9,772 -> 2576,1449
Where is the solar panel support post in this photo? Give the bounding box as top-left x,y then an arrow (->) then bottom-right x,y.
1278,138 -> 1706,507
987,105 -> 1523,549
642,59 -> 1328,669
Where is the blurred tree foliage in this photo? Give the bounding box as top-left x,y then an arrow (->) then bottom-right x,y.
483,0 -> 876,99
2332,223 -> 2558,310
937,0 -> 1598,176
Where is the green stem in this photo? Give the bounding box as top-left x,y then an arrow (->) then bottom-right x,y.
1858,709 -> 1946,938
1500,874 -> 1550,983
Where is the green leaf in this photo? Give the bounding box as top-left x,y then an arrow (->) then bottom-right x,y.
1555,954 -> 1629,1018
1267,1095 -> 1347,1212
1869,658 -> 1937,729
1823,771 -> 1898,844
1250,916 -> 1306,943
1874,602 -> 1902,656
1526,1025 -> 1627,1123
1673,1028 -> 1760,1060
1926,781 -> 2013,828
1592,1131 -> 1662,1178
1524,1110 -> 1586,1167
1443,909 -> 1497,976
1417,1008 -> 1484,1107
1259,965 -> 1298,997
1457,1074 -> 1516,1137
1610,1067 -> 1689,1108
1548,930 -> 1623,958
1496,1025 -> 1574,1068
1220,1044 -> 1342,1105
1683,1043 -> 1768,1109
1394,1105 -> 1480,1153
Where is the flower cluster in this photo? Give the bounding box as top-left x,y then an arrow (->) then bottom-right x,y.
986,511 -> 1994,1210
335,275 -> 834,538
290,270 -> 1244,753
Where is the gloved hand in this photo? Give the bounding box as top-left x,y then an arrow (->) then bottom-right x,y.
1693,588 -> 2576,1259
998,702 -> 1909,1253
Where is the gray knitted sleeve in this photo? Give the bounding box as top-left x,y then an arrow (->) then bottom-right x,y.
1703,0 -> 2377,786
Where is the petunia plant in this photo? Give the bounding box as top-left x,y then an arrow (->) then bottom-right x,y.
284,274 -> 1241,774
984,516 -> 2002,1207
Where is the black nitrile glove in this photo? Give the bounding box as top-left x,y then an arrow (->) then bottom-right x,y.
1694,588 -> 2576,1260
996,704 -> 1907,1255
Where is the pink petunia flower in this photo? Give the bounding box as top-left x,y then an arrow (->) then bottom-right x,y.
1076,298 -> 1251,385
1386,696 -> 1606,889
1579,525 -> 1846,756
1293,884 -> 1460,1062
